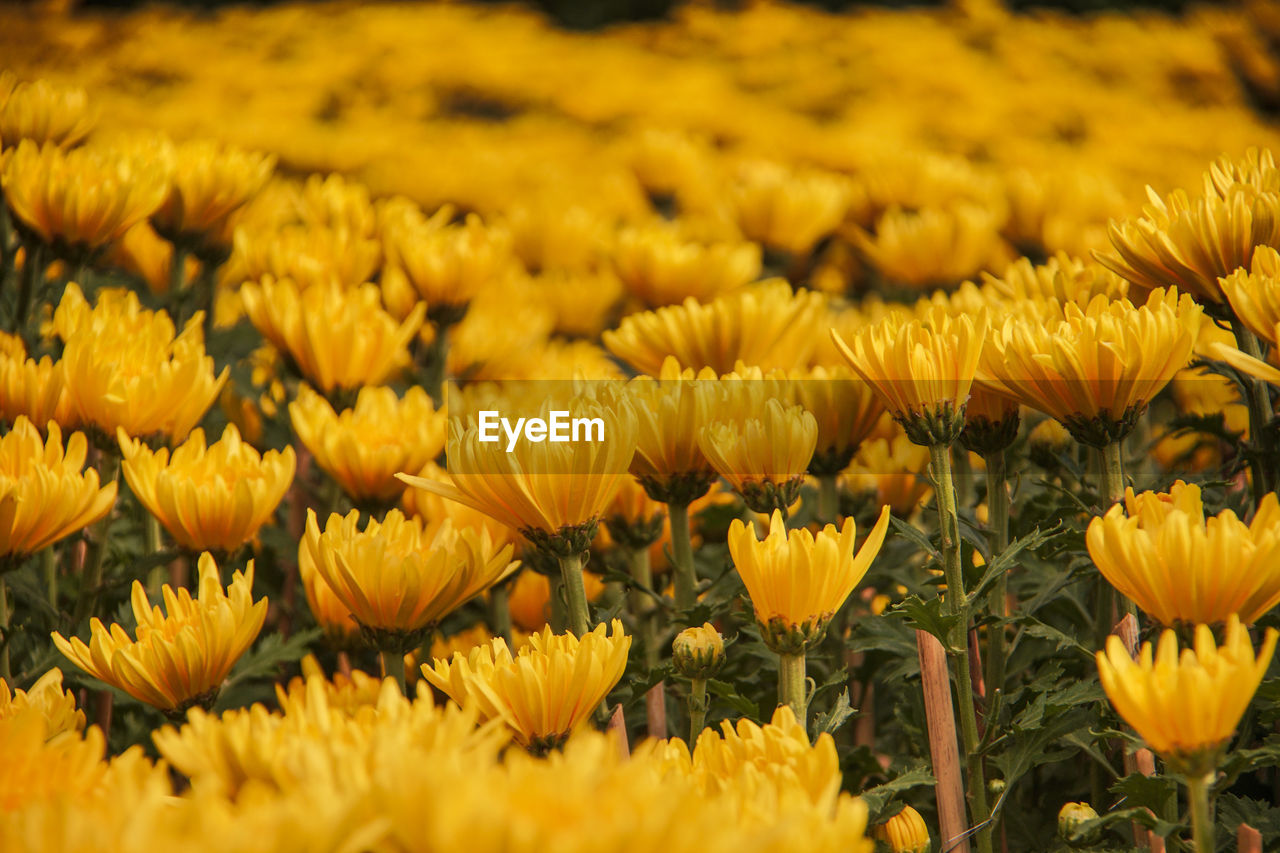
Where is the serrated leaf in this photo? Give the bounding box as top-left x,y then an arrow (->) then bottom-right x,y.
1108,772 -> 1178,816
811,687 -> 854,738
706,678 -> 760,718
888,515 -> 941,563
967,524 -> 1063,606
893,595 -> 963,652
223,628 -> 322,690
857,766 -> 936,823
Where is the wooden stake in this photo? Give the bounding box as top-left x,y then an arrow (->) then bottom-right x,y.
1134,750 -> 1165,853
646,681 -> 667,740
607,703 -> 630,760
1238,822 -> 1262,853
917,629 -> 970,853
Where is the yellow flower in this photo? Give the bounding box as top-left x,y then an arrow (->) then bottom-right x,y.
852,203 -> 1005,289
529,268 -> 625,339
297,172 -> 378,238
1096,615 -> 1277,774
227,223 -> 382,292
151,138 -> 275,245
832,307 -> 987,446
397,393 -> 637,553
0,707 -> 109,811
672,623 -> 725,679
301,508 -> 518,650
383,208 -> 513,320
604,280 -> 825,375
875,805 -> 932,853
730,159 -> 851,256
842,434 -> 933,518
55,285 -> 227,441
1097,183 -> 1279,307
981,252 -> 1129,307
52,552 -> 267,716
613,222 -> 761,308
0,668 -> 84,738
728,506 -> 890,653
1,140 -> 167,254
0,73 -> 95,149
627,357 -> 719,504
297,541 -> 361,646
422,619 -> 631,752
401,460 -> 518,548
239,277 -> 425,392
1086,481 -> 1280,626
118,423 -> 296,555
289,384 -> 445,506
1220,244 -> 1280,344
976,289 -> 1201,446
0,335 -> 75,429
959,385 -> 1020,456
0,416 -> 116,564
792,364 -> 886,474
699,397 -> 818,514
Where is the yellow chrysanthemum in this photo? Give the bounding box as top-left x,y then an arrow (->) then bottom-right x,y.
976,289 -> 1200,446
151,138 -> 275,245
1,140 -> 167,253
842,433 -> 933,519
627,357 -> 719,504
289,384 -> 445,506
981,252 -> 1129,307
832,307 -> 987,447
240,277 -> 424,392
0,416 -> 116,565
297,172 -> 378,238
0,335 -> 75,429
0,73 -> 95,150
728,507 -> 890,653
118,423 -> 296,555
0,668 -> 84,738
301,508 -> 518,649
875,805 -> 932,853
730,159 -> 851,256
1086,481 -> 1280,626
1096,615 -> 1277,773
613,223 -> 761,308
383,208 -> 514,319
52,552 -> 266,716
55,284 -> 227,441
791,364 -> 886,474
603,280 -> 825,375
297,541 -> 361,645
400,460 -> 518,548
226,222 -> 382,292
1220,244 -> 1280,345
0,707 -> 109,812
422,619 -> 631,752
852,203 -> 1005,289
699,398 -> 818,514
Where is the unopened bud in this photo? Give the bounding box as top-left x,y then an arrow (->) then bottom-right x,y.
874,805 -> 931,853
672,623 -> 725,679
1058,801 -> 1100,845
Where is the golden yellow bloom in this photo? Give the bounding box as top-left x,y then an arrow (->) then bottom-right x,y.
792,364 -> 886,474
699,398 -> 818,514
982,252 -> 1129,307
0,336 -> 74,429
297,172 -> 378,238
976,289 -> 1200,446
672,623 -> 725,679
1097,183 -> 1279,307
1087,481 -> 1280,626
240,277 -> 425,392
730,159 -> 851,256
0,74 -> 95,150
398,393 -> 637,553
383,208 -> 514,319
301,508 -> 518,649
52,552 -> 266,716
1003,167 -> 1126,258
604,280 -> 825,375
401,460 -> 518,548
1,140 -> 167,253
832,307 -> 987,446
151,138 -> 275,245
842,434 -> 933,518
422,619 -> 631,752
529,268 -> 625,339
613,223 -> 761,308
504,201 -> 609,274
0,668 -> 84,738
627,357 -> 719,504
0,416 -> 115,564
55,285 -> 227,440
959,385 -> 1020,455
1097,615 -> 1277,773
227,222 -> 382,291
875,805 -> 931,853
289,384 -> 445,506
297,539 -> 360,645
0,706 -> 109,811
728,506 -> 890,653
1220,244 -> 1280,344
118,423 -> 296,555
852,203 -> 1005,289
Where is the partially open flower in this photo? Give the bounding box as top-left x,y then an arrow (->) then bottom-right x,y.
1096,614 -> 1277,775
0,416 -> 116,567
422,620 -> 630,753
151,138 -> 275,249
672,623 -> 725,680
627,358 -> 719,505
700,398 -> 817,515
227,223 -> 381,292
792,365 -> 886,474
119,423 -> 295,556
729,506 -> 890,654
0,668 -> 84,738
52,552 -> 266,717
613,222 -> 761,308
875,805 -> 932,853
852,203 -> 1005,289
0,335 -> 75,429
730,159 -> 851,256
383,208 -> 513,323
842,434 -> 933,519
0,74 -> 95,150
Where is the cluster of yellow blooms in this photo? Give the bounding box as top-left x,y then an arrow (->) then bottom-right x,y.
3,0 -> 1280,851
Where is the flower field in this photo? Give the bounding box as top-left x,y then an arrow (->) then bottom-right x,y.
4,1 -> 1280,850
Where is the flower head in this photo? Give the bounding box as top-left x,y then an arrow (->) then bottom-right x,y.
0,668 -> 84,738
852,203 -> 1004,289
0,335 -> 74,429
151,138 -> 275,245
1086,481 -> 1280,626
672,623 -> 725,680
290,384 -> 445,506
228,223 -> 381,292
1096,614 -> 1277,774
1220,244 -> 1280,344
118,423 -> 295,555
0,416 -> 116,564
699,398 -> 818,514
383,209 -> 513,319
613,222 -> 761,308
0,73 -> 95,149
875,805 -> 932,853
792,365 -> 886,474
728,506 -> 890,653
730,159 -> 851,256
240,277 -> 425,392
842,433 -> 933,518
52,552 -> 266,716
627,358 -> 719,504
422,619 -> 631,753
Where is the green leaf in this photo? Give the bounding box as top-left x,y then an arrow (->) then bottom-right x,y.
967,524 -> 1063,607
892,595 -> 963,652
857,766 -> 936,823
1108,772 -> 1177,816
706,677 -> 761,719
811,688 -> 854,739
888,515 -> 941,563
223,628 -> 322,692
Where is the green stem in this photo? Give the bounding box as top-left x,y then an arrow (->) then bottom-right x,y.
669,501 -> 696,615
11,241 -> 42,336
1231,319 -> 1275,503
42,547 -> 57,610
548,571 -> 567,633
1101,440 -> 1126,507
983,449 -> 1009,704
628,546 -> 658,668
558,550 -> 591,637
929,442 -> 993,853
72,450 -> 119,626
488,581 -> 512,646
817,473 -> 839,526
1185,773 -> 1213,853
777,651 -> 807,722
688,677 -> 708,743
380,648 -> 407,696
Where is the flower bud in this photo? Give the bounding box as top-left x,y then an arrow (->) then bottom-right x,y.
874,805 -> 931,853
672,623 -> 725,680
1057,802 -> 1100,846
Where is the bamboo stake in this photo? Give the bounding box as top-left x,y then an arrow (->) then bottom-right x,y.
607,703 -> 630,760
917,629 -> 970,853
1238,823 -> 1262,853
646,681 -> 667,739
